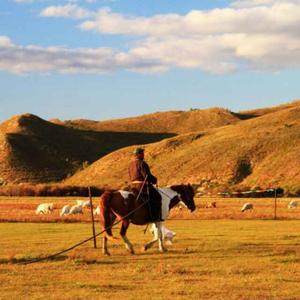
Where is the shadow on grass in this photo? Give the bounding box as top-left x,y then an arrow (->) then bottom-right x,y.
0,255 -> 68,265
0,255 -> 120,265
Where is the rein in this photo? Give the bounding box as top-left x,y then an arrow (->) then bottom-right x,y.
21,177 -> 151,265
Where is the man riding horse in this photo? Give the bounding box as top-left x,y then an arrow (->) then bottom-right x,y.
128,147 -> 163,222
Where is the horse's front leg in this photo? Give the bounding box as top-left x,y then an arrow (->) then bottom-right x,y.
156,222 -> 167,253
120,220 -> 135,254
143,222 -> 167,252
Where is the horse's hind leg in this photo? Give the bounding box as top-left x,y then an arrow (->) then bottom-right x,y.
102,236 -> 110,256
120,220 -> 135,254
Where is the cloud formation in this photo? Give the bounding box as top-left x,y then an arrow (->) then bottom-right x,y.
0,36 -> 163,74
78,3 -> 300,73
230,0 -> 300,8
2,1 -> 299,74
40,4 -> 94,19
14,0 -> 34,3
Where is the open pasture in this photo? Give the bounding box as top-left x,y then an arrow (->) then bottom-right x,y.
0,220 -> 300,299
0,196 -> 299,222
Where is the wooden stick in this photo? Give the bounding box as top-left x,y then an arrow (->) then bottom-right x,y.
88,186 -> 97,248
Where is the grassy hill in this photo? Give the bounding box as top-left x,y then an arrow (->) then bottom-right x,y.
51,107 -> 241,134
0,114 -> 173,184
65,102 -> 300,194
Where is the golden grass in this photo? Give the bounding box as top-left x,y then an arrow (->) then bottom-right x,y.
56,107 -> 240,134
0,220 -> 300,299
0,114 -> 173,185
0,196 -> 299,223
65,102 -> 300,195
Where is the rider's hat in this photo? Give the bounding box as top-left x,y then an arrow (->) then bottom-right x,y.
133,147 -> 144,155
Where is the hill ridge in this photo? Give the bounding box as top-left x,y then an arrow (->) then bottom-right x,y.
65,102 -> 300,194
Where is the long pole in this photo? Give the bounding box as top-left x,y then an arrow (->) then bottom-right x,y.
274,188 -> 277,220
88,186 -> 97,248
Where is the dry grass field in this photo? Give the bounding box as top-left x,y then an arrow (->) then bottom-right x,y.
0,196 -> 299,223
0,219 -> 300,299
0,196 -> 300,299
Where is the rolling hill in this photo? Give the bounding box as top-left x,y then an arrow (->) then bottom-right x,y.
65,102 -> 300,193
51,107 -> 241,134
0,114 -> 174,184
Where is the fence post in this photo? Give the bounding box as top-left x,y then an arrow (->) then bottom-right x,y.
88,186 -> 97,248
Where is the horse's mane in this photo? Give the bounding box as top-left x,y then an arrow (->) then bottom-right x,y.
169,184 -> 195,196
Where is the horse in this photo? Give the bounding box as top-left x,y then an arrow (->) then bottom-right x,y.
99,184 -> 196,255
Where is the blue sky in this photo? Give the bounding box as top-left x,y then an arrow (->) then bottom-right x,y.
0,0 -> 299,122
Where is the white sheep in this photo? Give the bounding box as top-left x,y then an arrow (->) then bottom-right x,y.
93,206 -> 101,216
150,224 -> 176,245
35,203 -> 54,214
288,200 -> 298,209
60,205 -> 71,216
69,204 -> 83,215
241,203 -> 253,212
76,200 -> 91,208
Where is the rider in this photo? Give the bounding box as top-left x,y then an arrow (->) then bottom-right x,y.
128,147 -> 163,222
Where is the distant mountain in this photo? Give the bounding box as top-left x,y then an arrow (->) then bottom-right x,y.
0,114 -> 173,184
51,107 -> 241,134
65,102 -> 300,194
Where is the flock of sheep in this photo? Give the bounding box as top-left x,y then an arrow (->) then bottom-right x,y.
35,200 -> 176,244
205,200 -> 299,212
34,198 -> 298,246
35,200 -> 101,216
36,199 -> 299,216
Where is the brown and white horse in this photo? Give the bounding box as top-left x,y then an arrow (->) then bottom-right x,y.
99,184 -> 196,255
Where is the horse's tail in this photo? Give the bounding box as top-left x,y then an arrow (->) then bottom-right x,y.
99,191 -> 115,238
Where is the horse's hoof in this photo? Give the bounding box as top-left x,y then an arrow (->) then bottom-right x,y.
159,248 -> 168,253
142,246 -> 148,252
103,251 -> 111,256
126,247 -> 135,255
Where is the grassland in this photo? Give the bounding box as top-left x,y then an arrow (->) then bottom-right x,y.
65,102 -> 300,194
0,196 -> 300,222
1,219 -> 300,300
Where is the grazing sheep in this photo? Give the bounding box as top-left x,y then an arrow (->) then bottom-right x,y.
93,206 -> 101,216
205,202 -> 217,208
76,200 -> 84,206
241,203 -> 253,212
60,205 -> 71,216
288,200 -> 298,209
76,200 -> 91,208
69,204 -> 83,215
150,224 -> 176,245
35,203 -> 54,214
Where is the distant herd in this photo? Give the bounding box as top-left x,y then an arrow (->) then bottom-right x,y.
35,199 -> 299,217
34,198 -> 298,245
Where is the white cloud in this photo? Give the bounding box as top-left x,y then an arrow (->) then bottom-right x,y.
231,0 -> 300,8
79,5 -> 300,37
5,1 -> 300,74
0,36 -> 162,74
40,4 -> 94,19
78,3 -> 300,73
14,0 -> 34,3
0,36 -> 14,47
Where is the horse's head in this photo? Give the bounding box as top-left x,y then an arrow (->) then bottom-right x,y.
171,184 -> 196,212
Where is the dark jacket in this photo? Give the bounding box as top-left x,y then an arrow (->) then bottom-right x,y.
128,158 -> 157,184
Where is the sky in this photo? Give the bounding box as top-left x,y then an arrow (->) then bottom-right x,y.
0,0 -> 299,122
